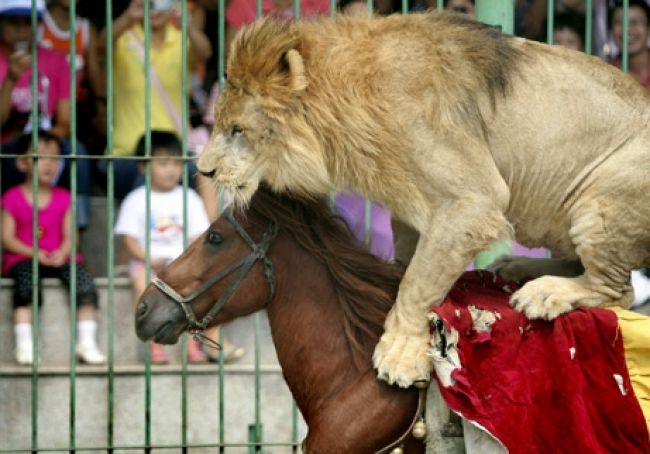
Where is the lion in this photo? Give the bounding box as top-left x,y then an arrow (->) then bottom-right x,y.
197,11 -> 650,388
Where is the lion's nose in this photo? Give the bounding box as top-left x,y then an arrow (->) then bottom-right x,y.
199,168 -> 216,178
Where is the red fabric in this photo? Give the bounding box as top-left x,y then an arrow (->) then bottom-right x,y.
431,271 -> 650,454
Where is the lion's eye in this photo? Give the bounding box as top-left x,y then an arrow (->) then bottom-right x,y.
207,231 -> 223,245
231,125 -> 243,137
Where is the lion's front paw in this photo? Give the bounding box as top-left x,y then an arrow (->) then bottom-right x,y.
510,276 -> 581,320
372,330 -> 432,388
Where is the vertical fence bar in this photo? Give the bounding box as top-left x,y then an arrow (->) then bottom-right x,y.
622,0 -> 629,73
143,0 -> 153,451
180,1 -> 190,452
105,0 -> 116,452
68,2 -> 79,451
217,0 -> 227,450
546,0 -> 554,44
585,0 -> 593,54
250,0 -> 266,445
363,200 -> 372,249
472,0 -> 513,269
29,1 -> 40,452
253,312 -> 262,452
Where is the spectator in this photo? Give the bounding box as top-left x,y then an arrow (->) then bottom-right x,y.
39,0 -> 106,153
114,131 -> 244,364
225,0 -> 330,57
98,0 -> 211,200
0,0 -> 93,229
446,0 -> 475,17
608,0 -> 650,88
1,131 -> 105,366
410,0 -> 474,18
551,11 -> 585,51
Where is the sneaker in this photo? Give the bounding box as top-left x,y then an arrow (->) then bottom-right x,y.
76,343 -> 106,365
15,343 -> 33,366
187,338 -> 208,364
150,343 -> 169,365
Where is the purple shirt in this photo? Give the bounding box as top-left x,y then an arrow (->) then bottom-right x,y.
334,192 -> 394,261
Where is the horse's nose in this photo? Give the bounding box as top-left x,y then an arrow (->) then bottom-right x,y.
135,299 -> 150,321
199,168 -> 216,178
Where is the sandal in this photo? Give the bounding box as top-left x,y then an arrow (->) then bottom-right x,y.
205,343 -> 246,364
150,343 -> 169,365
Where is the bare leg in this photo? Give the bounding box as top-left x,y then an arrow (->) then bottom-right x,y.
488,256 -> 584,282
391,218 -> 419,266
77,303 -> 97,322
14,306 -> 32,324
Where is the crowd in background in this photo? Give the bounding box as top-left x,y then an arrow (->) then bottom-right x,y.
1,0 -> 650,366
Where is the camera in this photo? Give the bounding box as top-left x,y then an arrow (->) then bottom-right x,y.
13,41 -> 29,53
151,0 -> 175,12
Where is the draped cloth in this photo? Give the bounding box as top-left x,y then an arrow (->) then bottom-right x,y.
429,271 -> 650,454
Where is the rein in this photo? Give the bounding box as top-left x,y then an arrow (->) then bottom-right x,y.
375,380 -> 428,454
152,209 -> 277,347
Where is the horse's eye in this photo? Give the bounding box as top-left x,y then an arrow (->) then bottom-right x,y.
207,231 -> 223,245
231,125 -> 243,137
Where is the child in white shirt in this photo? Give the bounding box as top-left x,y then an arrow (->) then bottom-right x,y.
115,131 -> 222,363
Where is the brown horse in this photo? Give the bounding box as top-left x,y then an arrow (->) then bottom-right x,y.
134,186 -> 425,453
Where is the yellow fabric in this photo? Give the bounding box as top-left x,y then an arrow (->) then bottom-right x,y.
111,25 -> 189,156
610,307 -> 650,428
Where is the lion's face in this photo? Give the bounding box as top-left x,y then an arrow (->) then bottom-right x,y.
197,88 -> 275,207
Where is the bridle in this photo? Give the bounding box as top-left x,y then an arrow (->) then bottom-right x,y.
151,209 -> 277,344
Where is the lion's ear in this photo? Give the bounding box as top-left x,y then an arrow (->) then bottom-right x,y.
281,49 -> 308,92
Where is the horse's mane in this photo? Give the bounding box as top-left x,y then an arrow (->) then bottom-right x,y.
246,185 -> 404,366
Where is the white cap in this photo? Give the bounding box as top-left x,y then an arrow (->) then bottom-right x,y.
0,0 -> 45,17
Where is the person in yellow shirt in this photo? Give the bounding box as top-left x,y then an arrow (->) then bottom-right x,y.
100,0 -> 211,199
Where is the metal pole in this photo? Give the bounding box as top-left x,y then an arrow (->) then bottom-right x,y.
473,0 -> 513,269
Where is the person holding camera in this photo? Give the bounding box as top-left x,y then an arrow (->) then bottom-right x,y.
98,0 -> 211,200
0,0 -> 94,230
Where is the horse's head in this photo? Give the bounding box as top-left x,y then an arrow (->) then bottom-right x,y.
134,208 -> 277,344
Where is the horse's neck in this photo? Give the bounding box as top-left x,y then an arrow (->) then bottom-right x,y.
266,265 -> 366,422
264,250 -> 420,452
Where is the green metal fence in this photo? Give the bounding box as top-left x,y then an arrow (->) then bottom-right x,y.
0,0 -> 635,451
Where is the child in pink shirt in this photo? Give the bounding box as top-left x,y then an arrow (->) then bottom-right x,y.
1,131 -> 105,366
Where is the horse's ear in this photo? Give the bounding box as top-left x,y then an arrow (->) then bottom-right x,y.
281,49 -> 308,92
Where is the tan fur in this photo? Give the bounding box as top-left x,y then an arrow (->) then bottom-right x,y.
198,11 -> 650,387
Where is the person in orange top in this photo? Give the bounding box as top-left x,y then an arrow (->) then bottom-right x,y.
38,0 -> 103,102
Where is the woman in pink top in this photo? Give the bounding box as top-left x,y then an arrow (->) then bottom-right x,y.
0,0 -> 93,228
0,131 -> 104,366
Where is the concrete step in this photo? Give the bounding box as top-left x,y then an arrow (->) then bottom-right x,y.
0,365 -> 306,453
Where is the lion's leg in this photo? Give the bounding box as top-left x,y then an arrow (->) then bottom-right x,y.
373,206 -> 511,387
510,208 -> 636,320
488,256 -> 584,282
